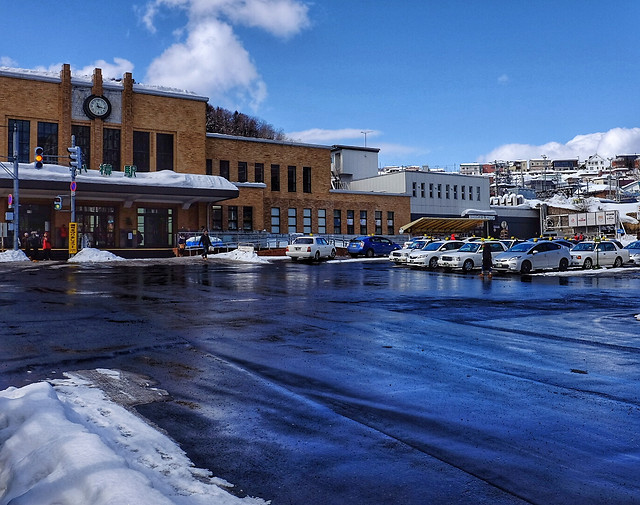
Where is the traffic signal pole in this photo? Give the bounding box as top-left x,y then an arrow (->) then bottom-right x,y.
12,126 -> 19,250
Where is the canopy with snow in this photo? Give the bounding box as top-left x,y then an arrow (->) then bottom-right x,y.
399,217 -> 487,235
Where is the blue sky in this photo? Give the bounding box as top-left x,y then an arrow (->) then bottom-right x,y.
2,0 -> 640,169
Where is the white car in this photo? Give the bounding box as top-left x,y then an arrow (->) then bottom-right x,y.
389,237 -> 433,264
286,236 -> 336,261
438,241 -> 507,272
407,240 -> 466,269
624,240 -> 640,265
493,240 -> 571,274
570,240 -> 629,269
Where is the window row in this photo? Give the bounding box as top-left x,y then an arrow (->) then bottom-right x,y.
209,160 -> 312,193
271,208 -> 395,235
411,181 -> 482,202
7,119 -> 173,171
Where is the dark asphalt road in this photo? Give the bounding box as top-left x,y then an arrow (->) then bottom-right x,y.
1,259 -> 639,505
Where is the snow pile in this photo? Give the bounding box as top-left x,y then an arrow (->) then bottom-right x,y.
0,372 -> 267,505
0,249 -> 30,262
68,247 -> 126,263
214,249 -> 270,264
636,314 -> 640,321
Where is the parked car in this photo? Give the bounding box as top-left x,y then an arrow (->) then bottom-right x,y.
407,240 -> 466,269
286,236 -> 336,261
624,240 -> 640,265
438,241 -> 507,272
389,237 -> 434,264
570,240 -> 630,269
499,238 -> 525,250
348,236 -> 400,258
493,241 -> 570,274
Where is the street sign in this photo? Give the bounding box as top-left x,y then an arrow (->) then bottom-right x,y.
69,222 -> 78,255
7,194 -> 13,207
70,181 -> 77,192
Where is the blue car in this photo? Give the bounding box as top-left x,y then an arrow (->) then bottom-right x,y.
347,235 -> 401,258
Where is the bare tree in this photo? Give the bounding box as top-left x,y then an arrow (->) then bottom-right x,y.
206,105 -> 287,140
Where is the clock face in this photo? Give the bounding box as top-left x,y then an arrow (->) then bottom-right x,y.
84,95 -> 111,119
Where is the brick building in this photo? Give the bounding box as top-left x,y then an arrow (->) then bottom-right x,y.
1,64 -> 410,251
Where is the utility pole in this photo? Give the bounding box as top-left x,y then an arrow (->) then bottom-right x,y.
11,125 -> 19,250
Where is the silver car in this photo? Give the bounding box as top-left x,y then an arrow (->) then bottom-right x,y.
407,240 -> 465,269
493,241 -> 570,274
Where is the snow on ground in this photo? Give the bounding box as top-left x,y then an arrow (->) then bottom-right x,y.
0,249 -> 30,262
67,247 -> 127,263
0,370 -> 267,505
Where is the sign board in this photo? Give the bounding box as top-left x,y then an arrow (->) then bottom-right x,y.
68,222 -> 78,255
577,213 -> 587,227
568,214 -> 578,227
596,212 -> 606,226
467,214 -> 496,220
7,194 -> 12,207
586,213 -> 596,226
605,211 -> 617,225
70,181 -> 77,192
5,212 -> 13,221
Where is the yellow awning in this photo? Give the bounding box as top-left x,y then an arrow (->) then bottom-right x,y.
399,217 -> 487,235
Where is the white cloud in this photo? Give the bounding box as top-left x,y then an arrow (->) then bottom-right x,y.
498,74 -> 509,84
34,59 -> 135,80
0,56 -> 18,67
141,0 -> 309,109
286,128 -> 380,144
479,127 -> 640,162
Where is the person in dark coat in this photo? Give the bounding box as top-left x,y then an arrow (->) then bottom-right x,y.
199,229 -> 212,259
481,241 -> 493,278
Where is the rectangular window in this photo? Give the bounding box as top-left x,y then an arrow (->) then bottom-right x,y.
156,133 -> 173,171
303,166 -> 312,193
8,119 -> 30,162
359,210 -> 367,235
446,184 -> 450,199
461,185 -> 466,200
347,210 -> 355,234
429,183 -> 434,198
254,162 -> 264,183
318,209 -> 326,234
303,208 -> 312,234
477,186 -> 481,201
72,125 -> 91,169
437,184 -> 442,199
412,182 -> 417,197
288,208 -> 297,233
469,185 -> 473,201
375,210 -> 382,234
228,206 -> 238,230
421,183 -> 425,198
133,131 -> 150,172
288,165 -> 297,192
453,185 -> 458,199
387,211 -> 395,235
333,209 -> 342,234
238,161 -> 248,182
242,206 -> 253,231
271,164 -> 280,191
37,122 -> 58,164
220,160 -> 230,179
211,205 -> 222,231
206,159 -> 213,175
270,207 -> 280,233
103,128 -> 121,170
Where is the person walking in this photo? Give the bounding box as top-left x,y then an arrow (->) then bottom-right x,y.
199,229 -> 212,259
41,232 -> 53,261
22,232 -> 32,259
481,241 -> 493,279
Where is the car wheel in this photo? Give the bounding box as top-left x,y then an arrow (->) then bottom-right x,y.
559,258 -> 569,271
520,260 -> 532,274
330,249 -> 336,259
365,249 -> 374,258
583,258 -> 593,269
429,257 -> 439,269
462,259 -> 474,273
613,256 -> 623,268
314,250 -> 320,261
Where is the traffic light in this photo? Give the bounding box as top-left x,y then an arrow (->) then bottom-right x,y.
34,146 -> 44,169
68,145 -> 83,173
54,196 -> 63,211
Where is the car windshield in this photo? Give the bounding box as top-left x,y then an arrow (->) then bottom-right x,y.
509,242 -> 534,252
409,241 -> 428,249
294,238 -> 313,244
572,243 -> 595,251
458,243 -> 480,252
624,241 -> 640,250
423,242 -> 443,251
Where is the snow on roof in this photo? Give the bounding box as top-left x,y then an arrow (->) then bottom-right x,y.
2,163 -> 237,192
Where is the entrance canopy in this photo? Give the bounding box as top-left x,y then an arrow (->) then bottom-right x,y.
399,217 -> 487,235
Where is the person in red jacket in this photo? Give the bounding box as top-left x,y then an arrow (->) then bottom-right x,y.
42,231 -> 53,261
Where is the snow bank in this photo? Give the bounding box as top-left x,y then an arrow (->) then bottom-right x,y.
213,249 -> 270,264
68,247 -> 126,263
0,249 -> 30,262
0,372 -> 267,505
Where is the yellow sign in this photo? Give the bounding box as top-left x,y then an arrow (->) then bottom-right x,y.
68,222 -> 78,255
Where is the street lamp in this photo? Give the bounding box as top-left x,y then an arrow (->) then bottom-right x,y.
361,130 -> 373,147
